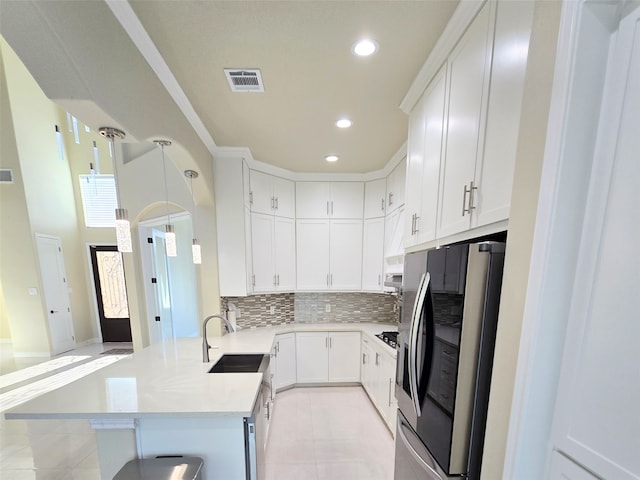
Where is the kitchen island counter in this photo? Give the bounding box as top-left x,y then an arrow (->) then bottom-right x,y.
4,322 -> 396,480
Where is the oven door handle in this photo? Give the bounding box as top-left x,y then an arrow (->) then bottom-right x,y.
409,272 -> 430,418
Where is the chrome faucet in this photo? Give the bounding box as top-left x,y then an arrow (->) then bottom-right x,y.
202,314 -> 235,363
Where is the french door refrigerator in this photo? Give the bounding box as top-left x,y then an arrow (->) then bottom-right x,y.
394,241 -> 505,480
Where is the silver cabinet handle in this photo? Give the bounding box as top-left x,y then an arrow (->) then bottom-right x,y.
327,201 -> 330,216
326,274 -> 330,286
325,336 -> 328,348
462,184 -> 470,216
330,274 -> 333,286
273,274 -> 277,286
276,341 -> 280,354
329,337 -> 332,348
378,274 -> 381,286
249,191 -> 253,205
275,196 -> 279,210
331,201 -> 334,215
411,213 -> 416,235
362,353 -> 366,365
388,192 -> 393,206
252,274 -> 255,286
381,198 -> 385,211
277,274 -> 280,286
271,196 -> 275,209
414,214 -> 419,234
375,352 -> 380,366
463,181 -> 477,216
469,181 -> 477,212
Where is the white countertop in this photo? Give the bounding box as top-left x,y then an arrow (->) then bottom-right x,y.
5,322 -> 396,421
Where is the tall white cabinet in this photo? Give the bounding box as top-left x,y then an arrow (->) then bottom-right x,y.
402,0 -> 532,249
549,5 -> 640,479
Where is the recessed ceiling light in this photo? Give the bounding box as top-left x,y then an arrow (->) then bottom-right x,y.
325,155 -> 339,162
336,118 -> 352,129
352,39 -> 378,57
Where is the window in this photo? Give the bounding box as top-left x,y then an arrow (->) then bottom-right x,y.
79,174 -> 117,227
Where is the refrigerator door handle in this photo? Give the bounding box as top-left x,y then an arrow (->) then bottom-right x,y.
398,415 -> 443,480
409,272 -> 430,418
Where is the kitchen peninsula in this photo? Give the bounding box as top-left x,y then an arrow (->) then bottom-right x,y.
4,323 -> 396,480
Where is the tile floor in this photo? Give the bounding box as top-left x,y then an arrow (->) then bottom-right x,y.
265,387 -> 395,480
1,344 -> 395,479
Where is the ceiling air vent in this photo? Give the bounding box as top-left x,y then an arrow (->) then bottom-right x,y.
224,69 -> 264,93
0,169 -> 14,184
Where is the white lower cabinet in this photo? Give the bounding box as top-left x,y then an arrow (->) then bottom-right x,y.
361,335 -> 397,433
274,333 -> 296,390
296,331 -> 361,383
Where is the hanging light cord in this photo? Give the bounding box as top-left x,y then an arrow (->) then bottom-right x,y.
159,142 -> 171,226
99,128 -> 125,207
189,174 -> 197,229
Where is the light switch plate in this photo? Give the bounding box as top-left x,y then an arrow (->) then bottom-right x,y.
325,304 -> 331,313
270,306 -> 275,315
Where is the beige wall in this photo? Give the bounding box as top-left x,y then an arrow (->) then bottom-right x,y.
0,44 -> 51,353
0,39 -> 113,352
481,2 -> 562,478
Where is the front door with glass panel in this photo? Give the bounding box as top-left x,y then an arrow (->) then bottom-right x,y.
90,245 -> 132,342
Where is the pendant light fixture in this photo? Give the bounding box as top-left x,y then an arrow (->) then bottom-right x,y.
184,169 -> 201,264
154,139 -> 177,257
98,127 -> 132,252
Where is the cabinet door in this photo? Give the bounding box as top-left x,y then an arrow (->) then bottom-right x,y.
250,213 -> 275,292
553,9 -> 640,478
364,179 -> 387,219
273,217 -> 296,291
330,182 -> 364,219
384,207 -> 405,264
271,175 -> 295,219
296,182 -> 331,218
275,333 -> 296,390
329,220 -> 363,290
361,337 -> 375,395
378,351 -> 397,431
473,1 -> 532,229
296,332 -> 329,383
362,218 -> 385,291
328,332 -> 361,382
438,3 -> 493,238
548,452 -> 599,480
250,170 -> 275,216
417,67 -> 447,245
405,92 -> 427,248
296,219 -> 330,290
387,157 -> 406,213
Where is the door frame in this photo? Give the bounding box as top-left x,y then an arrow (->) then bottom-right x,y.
88,244 -> 132,342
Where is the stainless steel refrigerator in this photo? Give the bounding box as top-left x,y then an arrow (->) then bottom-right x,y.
394,241 -> 505,480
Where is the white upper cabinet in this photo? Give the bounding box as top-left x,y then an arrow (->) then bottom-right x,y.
405,66 -> 447,248
362,218 -> 385,291
296,181 -> 364,219
386,157 -> 406,213
437,2 -> 495,239
250,213 -> 296,292
250,170 -> 295,218
472,1 -> 533,229
296,219 -> 362,291
364,179 -> 387,219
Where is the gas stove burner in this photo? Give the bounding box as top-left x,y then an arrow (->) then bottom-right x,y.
376,331 -> 398,348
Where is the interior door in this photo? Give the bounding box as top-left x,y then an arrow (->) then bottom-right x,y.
90,245 -> 131,342
35,234 -> 75,355
152,228 -> 174,341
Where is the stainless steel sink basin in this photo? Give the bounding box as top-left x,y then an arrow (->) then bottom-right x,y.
208,354 -> 268,373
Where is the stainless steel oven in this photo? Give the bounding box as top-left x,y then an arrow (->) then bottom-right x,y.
394,241 -> 505,480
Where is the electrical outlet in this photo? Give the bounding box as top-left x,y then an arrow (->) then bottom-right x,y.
325,304 -> 331,313
270,306 -> 275,315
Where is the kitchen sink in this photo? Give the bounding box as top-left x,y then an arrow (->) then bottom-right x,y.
208,354 -> 267,373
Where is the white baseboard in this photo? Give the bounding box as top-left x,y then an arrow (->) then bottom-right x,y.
0,338 -> 11,344
75,338 -> 101,348
12,351 -> 51,358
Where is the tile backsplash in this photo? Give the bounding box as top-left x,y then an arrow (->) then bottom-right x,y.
221,292 -> 399,329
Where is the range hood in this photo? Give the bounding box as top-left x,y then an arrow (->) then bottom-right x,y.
383,274 -> 403,290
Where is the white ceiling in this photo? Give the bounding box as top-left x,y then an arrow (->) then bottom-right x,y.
1,0 -> 459,174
